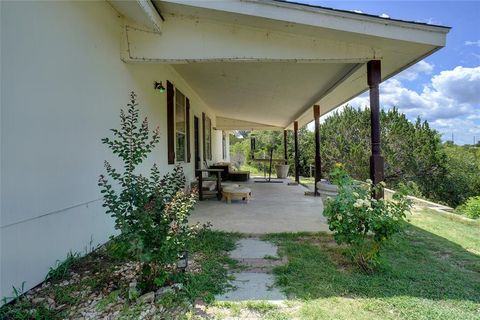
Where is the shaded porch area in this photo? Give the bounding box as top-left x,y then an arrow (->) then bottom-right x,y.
190,179 -> 328,234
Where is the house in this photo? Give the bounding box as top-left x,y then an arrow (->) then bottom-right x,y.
0,0 -> 449,299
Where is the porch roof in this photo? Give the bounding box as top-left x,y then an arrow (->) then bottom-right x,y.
110,0 -> 450,129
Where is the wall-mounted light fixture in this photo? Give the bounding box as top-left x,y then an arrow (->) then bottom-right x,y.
154,81 -> 165,93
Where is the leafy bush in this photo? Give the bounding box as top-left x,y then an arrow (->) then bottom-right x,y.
323,168 -> 412,272
456,196 -> 480,219
328,163 -> 351,185
396,181 -> 423,198
98,92 -> 205,291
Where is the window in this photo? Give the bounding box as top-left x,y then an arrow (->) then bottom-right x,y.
167,81 -> 190,164
205,115 -> 212,160
222,131 -> 227,159
175,89 -> 186,162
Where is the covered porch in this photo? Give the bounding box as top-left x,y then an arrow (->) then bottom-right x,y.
112,0 -> 449,228
190,178 -> 328,234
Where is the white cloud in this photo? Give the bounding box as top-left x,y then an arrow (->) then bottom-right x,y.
430,66 -> 480,105
430,118 -> 480,144
379,13 -> 390,18
344,65 -> 480,144
465,40 -> 480,47
395,60 -> 434,81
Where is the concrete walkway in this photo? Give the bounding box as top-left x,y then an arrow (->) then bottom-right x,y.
191,178 -> 328,234
216,239 -> 286,302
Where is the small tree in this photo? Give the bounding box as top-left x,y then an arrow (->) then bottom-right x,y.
98,92 -> 202,291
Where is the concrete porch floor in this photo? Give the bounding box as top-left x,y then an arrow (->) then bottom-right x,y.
190,178 -> 329,234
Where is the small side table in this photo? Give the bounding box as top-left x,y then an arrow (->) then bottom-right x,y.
196,168 -> 223,201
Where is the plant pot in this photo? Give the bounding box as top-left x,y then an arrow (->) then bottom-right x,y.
317,181 -> 339,201
275,164 -> 290,179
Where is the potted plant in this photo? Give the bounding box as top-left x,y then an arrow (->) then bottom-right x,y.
275,163 -> 290,179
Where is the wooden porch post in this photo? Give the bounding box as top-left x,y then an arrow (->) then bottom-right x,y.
367,60 -> 384,199
313,105 -> 321,196
294,121 -> 300,183
283,130 -> 288,165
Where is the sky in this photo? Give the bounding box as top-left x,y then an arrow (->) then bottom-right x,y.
301,0 -> 480,145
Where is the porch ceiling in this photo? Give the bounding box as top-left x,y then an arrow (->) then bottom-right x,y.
173,62 -> 358,129
111,0 -> 450,129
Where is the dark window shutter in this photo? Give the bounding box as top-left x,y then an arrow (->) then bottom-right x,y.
202,112 -> 206,162
186,98 -> 191,163
167,81 -> 175,164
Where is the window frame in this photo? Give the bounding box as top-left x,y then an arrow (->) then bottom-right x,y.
174,88 -> 187,163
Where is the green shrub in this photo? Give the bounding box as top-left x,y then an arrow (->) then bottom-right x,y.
396,181 -> 423,198
457,196 -> 480,219
98,92 -> 206,291
323,167 -> 412,272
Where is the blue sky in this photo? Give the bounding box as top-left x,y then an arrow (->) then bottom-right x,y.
300,1 -> 480,145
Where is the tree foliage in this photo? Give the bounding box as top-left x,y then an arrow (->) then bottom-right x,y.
230,106 -> 479,208
319,107 -> 447,204
441,144 -> 480,207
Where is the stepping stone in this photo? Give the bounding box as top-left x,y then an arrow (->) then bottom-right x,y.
230,239 -> 278,259
215,272 -> 285,301
215,239 -> 286,302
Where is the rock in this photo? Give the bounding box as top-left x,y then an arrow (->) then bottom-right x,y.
138,291 -> 155,304
46,297 -> 55,306
112,304 -> 123,312
128,281 -> 138,300
194,299 -> 206,310
155,286 -> 174,301
32,297 -> 46,304
172,283 -> 183,291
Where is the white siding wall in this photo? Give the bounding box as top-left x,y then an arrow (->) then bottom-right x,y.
0,1 -> 219,299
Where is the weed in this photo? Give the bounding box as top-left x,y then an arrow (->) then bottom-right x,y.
46,251 -> 80,282
52,285 -> 80,305
96,291 -> 119,312
0,283 -> 62,320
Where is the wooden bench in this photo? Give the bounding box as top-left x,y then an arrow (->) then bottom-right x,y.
222,186 -> 252,204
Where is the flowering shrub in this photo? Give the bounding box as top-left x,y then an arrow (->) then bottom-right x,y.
98,92 -> 206,291
323,167 -> 412,271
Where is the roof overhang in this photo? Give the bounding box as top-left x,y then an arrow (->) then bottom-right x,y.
108,0 -> 164,31
216,117 -> 284,131
110,0 -> 450,129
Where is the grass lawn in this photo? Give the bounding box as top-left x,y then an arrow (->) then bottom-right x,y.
261,208 -> 480,320
298,177 -> 315,184
2,209 -> 478,319
239,164 -> 264,177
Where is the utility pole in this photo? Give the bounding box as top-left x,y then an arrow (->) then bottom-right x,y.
452,133 -> 454,144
